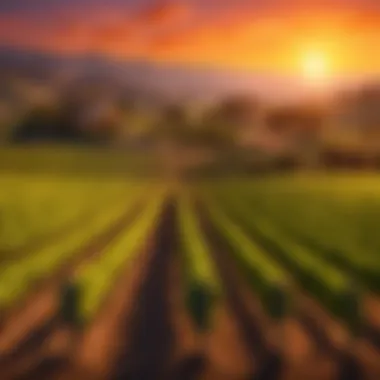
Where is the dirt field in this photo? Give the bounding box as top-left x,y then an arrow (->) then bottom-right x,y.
2,199 -> 380,380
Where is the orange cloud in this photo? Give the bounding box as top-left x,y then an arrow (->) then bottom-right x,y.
147,5 -> 380,75
138,0 -> 191,27
0,2 -> 379,76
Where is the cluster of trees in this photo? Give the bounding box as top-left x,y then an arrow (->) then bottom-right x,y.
8,90 -> 261,149
9,86 -> 126,144
153,96 -> 258,149
3,79 -> 380,172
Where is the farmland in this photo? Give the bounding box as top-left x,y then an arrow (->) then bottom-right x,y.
1,148 -> 380,380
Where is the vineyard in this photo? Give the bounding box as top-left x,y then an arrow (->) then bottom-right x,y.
2,169 -> 380,380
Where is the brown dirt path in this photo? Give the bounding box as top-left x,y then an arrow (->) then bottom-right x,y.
196,200 -> 380,380
362,295 -> 380,352
0,238 -> 155,380
166,255 -> 204,380
112,198 -> 180,380
0,199 -> 144,362
52,236 -> 156,380
196,203 -> 271,379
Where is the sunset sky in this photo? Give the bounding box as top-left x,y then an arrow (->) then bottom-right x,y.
0,0 -> 379,82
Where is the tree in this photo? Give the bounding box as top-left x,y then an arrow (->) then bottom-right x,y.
12,98 -> 89,143
12,104 -> 60,142
194,106 -> 238,149
215,95 -> 259,128
333,83 -> 380,135
265,105 -> 323,135
351,84 -> 380,135
0,100 -> 18,142
153,103 -> 192,145
264,104 -> 325,168
77,101 -> 124,143
191,94 -> 260,149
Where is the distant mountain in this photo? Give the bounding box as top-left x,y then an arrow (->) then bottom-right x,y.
0,45 -> 365,104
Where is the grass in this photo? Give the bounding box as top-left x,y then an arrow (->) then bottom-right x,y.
201,175 -> 370,333
0,144 -> 377,350
75,190 -> 166,322
0,144 -> 160,177
178,194 -> 222,331
204,198 -> 291,320
0,189 -> 146,310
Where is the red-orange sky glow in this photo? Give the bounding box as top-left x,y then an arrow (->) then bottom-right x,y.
0,0 -> 379,79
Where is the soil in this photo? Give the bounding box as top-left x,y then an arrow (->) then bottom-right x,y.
2,197 -> 380,380
0,199 -> 144,375
196,201 -> 380,380
53,235 -> 156,380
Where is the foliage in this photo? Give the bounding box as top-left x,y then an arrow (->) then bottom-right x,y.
74,190 -> 166,321
0,188 -> 145,310
178,194 -> 222,331
202,177 -> 368,334
204,196 -> 290,320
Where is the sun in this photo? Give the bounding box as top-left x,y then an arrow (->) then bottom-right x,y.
300,50 -> 329,84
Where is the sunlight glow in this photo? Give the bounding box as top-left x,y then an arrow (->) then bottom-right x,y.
301,50 -> 330,85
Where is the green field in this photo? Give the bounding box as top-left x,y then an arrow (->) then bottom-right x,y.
0,145 -> 160,177
1,148 -> 380,379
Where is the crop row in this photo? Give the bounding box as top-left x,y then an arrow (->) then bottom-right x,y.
0,185 -> 152,315
1,184 -> 373,346
0,176 -> 147,251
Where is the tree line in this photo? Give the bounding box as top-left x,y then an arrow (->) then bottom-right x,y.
2,81 -> 380,171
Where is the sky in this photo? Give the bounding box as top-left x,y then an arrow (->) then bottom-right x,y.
0,0 -> 379,83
